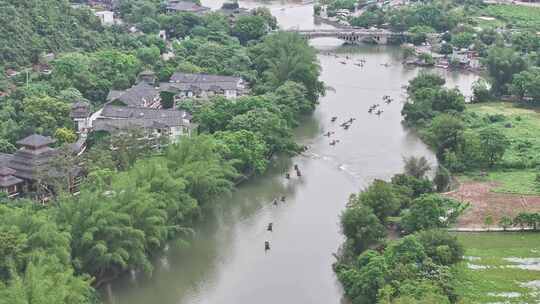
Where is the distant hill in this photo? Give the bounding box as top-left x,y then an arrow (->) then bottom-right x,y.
0,0 -> 106,67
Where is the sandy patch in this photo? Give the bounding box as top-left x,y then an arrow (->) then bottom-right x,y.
445,181 -> 540,228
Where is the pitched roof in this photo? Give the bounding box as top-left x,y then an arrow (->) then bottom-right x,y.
0,173 -> 23,187
95,105 -> 195,132
101,105 -> 192,120
8,146 -> 58,181
166,0 -> 210,12
0,153 -> 12,167
70,101 -> 91,118
16,134 -> 56,148
0,166 -> 15,176
170,72 -> 241,84
0,166 -> 23,187
106,82 -> 160,107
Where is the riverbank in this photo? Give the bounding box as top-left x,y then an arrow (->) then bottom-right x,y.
108,40 -> 483,303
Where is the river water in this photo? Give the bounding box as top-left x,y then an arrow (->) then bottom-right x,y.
108,1 -> 478,303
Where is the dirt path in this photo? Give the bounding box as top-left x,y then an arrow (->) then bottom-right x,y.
444,181 -> 540,228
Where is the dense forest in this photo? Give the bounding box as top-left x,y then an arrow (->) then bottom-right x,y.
0,0 -> 107,67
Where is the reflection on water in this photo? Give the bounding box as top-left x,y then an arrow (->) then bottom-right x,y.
108,2 -> 478,304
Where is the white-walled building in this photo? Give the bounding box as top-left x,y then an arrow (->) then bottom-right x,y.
95,11 -> 115,26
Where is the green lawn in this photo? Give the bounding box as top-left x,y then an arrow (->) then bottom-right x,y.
467,103 -> 540,168
463,102 -> 540,195
481,4 -> 540,31
453,232 -> 540,304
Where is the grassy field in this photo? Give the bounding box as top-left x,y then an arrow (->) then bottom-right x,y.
464,102 -> 540,195
481,4 -> 540,31
453,232 -> 540,304
459,170 -> 540,195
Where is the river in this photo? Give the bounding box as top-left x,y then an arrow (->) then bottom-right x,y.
108,1 -> 478,303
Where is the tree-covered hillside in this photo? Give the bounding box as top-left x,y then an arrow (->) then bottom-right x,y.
0,0 -> 105,67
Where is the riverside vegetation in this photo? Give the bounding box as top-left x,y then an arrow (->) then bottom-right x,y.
0,0 -> 325,303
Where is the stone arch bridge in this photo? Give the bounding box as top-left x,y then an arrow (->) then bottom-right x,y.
287,29 -> 410,45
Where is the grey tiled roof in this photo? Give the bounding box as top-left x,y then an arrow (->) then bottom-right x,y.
71,101 -> 91,118
0,166 -> 23,187
0,153 -> 12,167
101,105 -> 192,120
16,134 -> 56,148
0,173 -> 23,187
95,105 -> 195,132
166,0 -> 210,12
0,166 -> 15,176
170,72 -> 241,84
106,82 -> 160,107
8,146 -> 58,181
161,81 -> 237,92
164,73 -> 242,93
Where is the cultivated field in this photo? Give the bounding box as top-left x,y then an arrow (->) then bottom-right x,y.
446,181 -> 540,228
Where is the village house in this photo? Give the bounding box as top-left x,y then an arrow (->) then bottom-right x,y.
70,101 -> 92,134
160,72 -> 246,102
95,10 -> 115,26
0,134 -> 82,199
165,0 -> 210,14
106,71 -> 161,108
92,105 -> 197,144
79,71 -> 199,143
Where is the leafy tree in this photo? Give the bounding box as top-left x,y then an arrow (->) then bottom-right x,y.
433,165 -> 451,192
56,189 -> 151,287
269,81 -> 315,119
510,67 -> 540,102
232,15 -> 268,44
479,28 -> 499,46
341,204 -> 386,253
227,108 -> 295,155
251,7 -> 278,30
483,47 -> 527,96
416,230 -> 463,265
472,79 -> 491,103
165,135 -> 237,205
214,130 -> 269,174
337,251 -> 388,304
403,156 -> 431,179
401,194 -> 460,233
0,0 -> 104,66
0,256 -> 93,304
385,235 -> 427,266
0,204 -> 72,281
19,95 -> 72,136
52,50 -> 142,103
250,31 -> 324,102
479,127 -> 508,167
407,73 -> 445,95
451,32 -> 475,49
429,114 -> 464,156
356,180 -> 402,222
408,25 -> 435,45
511,31 -> 540,53
136,46 -> 161,67
391,174 -> 434,200
54,128 -> 77,144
